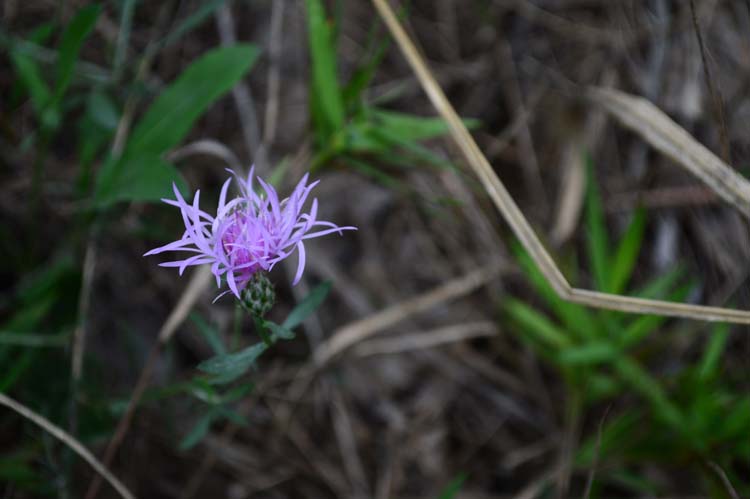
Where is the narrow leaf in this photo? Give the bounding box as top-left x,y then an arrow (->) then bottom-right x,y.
282,281 -> 332,330
438,472 -> 468,499
10,51 -> 51,117
698,322 -> 730,381
191,313 -> 227,355
86,90 -> 119,130
198,342 -> 268,376
513,243 -> 598,340
264,321 -> 295,340
558,342 -> 617,365
179,412 -> 215,450
94,153 -> 187,207
505,298 -> 571,349
160,0 -> 230,50
127,44 -> 259,155
54,4 -> 101,102
373,109 -> 479,142
614,358 -> 683,428
609,207 -> 647,295
305,0 -> 345,137
584,155 -> 610,291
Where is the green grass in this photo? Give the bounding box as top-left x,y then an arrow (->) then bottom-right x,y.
504,155 -> 749,497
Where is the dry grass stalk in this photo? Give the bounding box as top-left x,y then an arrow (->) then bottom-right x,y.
0,392 -> 136,499
586,87 -> 750,218
314,261 -> 506,365
370,0 -> 750,325
352,321 -> 497,357
87,266 -> 212,499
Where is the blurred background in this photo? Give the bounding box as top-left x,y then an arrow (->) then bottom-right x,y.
1,0 -> 750,497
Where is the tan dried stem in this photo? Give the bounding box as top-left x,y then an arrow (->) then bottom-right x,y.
85,267 -> 212,499
0,392 -> 136,499
370,0 -> 750,325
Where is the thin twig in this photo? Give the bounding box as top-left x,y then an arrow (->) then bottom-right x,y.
263,0 -> 285,146
314,261 -> 506,365
215,3 -> 267,173
85,267 -> 212,499
167,139 -> 242,171
705,460 -> 741,499
0,392 -> 136,499
497,38 -> 547,213
370,0 -> 750,326
586,87 -> 750,218
583,405 -> 611,499
352,321 -> 497,357
69,231 -> 99,439
689,0 -> 730,164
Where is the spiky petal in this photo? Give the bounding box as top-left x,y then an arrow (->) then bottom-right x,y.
145,167 -> 356,300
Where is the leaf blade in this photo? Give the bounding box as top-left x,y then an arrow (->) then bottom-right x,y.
127,44 -> 259,155
282,281 -> 332,330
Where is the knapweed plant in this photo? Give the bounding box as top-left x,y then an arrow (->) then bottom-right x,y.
145,167 -> 355,304
146,167 -> 355,346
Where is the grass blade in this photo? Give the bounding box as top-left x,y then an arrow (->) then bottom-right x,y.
305,0 -> 345,138
53,4 -> 101,103
609,207 -> 647,295
584,155 -> 610,292
127,44 -> 259,155
282,281 -> 332,330
505,298 -> 571,349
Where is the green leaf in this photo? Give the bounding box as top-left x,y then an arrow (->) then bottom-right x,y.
608,207 -> 646,295
112,0 -> 136,79
198,342 -> 268,376
720,398 -> 750,442
94,153 -> 187,207
217,406 -> 248,426
127,44 -> 259,155
372,109 -> 478,142
187,377 -> 222,404
608,470 -> 660,496
9,51 -> 52,120
222,382 -> 255,404
159,0 -> 230,50
620,279 -> 689,348
86,90 -> 119,130
614,358 -> 683,428
264,321 -> 295,340
558,342 -> 617,365
633,265 -> 685,299
0,331 -> 68,348
344,156 -> 401,188
204,367 -> 246,386
305,0 -> 345,139
438,472 -> 468,499
584,155 -> 609,291
179,412 -> 215,450
576,411 -> 639,467
0,458 -> 39,486
371,126 -> 455,170
282,281 -> 332,330
0,351 -> 35,392
504,298 -> 571,349
586,373 -> 620,401
698,322 -> 730,381
513,243 -> 598,341
342,40 -> 387,110
53,4 -> 101,104
191,313 -> 227,356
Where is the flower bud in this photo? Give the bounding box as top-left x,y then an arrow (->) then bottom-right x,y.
240,272 -> 275,317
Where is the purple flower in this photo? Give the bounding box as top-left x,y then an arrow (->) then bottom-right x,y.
145,168 -> 356,300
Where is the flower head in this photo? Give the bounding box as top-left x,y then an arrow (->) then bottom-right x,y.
145,167 -> 356,300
